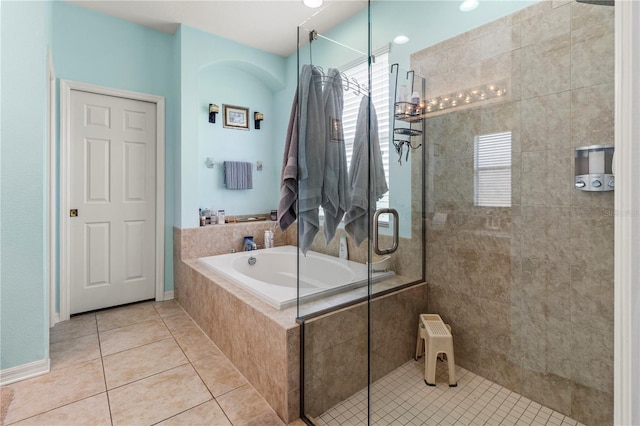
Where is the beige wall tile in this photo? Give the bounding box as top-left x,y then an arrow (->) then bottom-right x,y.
570,264 -> 614,329
571,382 -> 613,426
570,323 -> 614,394
521,35 -> 571,99
569,207 -> 614,270
545,316 -> 573,380
570,0 -> 614,32
570,82 -> 615,147
571,29 -> 614,89
520,3 -> 570,48
521,369 -> 573,415
415,2 -> 614,420
521,92 -> 571,152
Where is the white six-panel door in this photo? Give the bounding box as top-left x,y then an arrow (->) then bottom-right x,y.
69,90 -> 156,314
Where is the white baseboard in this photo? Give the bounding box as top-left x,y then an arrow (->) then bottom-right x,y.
163,291 -> 174,300
50,312 -> 61,328
0,358 -> 50,386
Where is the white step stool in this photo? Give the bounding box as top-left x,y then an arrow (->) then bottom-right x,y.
415,314 -> 457,387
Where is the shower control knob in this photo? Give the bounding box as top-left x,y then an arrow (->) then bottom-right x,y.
575,180 -> 586,189
591,179 -> 602,188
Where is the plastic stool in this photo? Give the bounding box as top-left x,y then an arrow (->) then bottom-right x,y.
415,314 -> 457,387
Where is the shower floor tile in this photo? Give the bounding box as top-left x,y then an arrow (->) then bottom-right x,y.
314,361 -> 586,426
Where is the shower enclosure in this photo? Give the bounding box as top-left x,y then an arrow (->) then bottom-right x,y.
293,1 -> 615,425
293,1 -> 428,423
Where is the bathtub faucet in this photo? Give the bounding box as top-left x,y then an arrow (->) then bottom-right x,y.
243,241 -> 258,251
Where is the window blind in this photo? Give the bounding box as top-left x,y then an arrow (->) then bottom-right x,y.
340,50 -> 390,210
474,131 -> 511,207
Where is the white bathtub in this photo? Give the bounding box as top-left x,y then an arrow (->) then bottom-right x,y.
196,245 -> 393,310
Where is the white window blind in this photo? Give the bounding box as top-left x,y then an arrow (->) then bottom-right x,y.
341,50 -> 390,211
474,131 -> 512,207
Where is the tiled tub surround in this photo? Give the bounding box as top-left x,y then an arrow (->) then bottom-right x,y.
174,223 -> 300,423
413,1 -> 614,425
303,283 -> 429,418
174,223 -> 428,423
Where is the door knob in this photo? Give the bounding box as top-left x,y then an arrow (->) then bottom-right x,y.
70,209 -> 78,217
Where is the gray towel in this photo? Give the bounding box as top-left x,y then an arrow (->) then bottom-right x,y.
224,161 -> 253,190
277,88 -> 299,231
321,68 -> 351,246
344,96 -> 389,246
298,65 -> 326,254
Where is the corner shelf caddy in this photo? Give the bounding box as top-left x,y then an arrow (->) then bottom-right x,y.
391,64 -> 425,165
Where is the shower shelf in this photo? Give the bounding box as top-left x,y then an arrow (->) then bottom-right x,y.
394,102 -> 425,122
394,127 -> 422,137
391,64 -> 425,165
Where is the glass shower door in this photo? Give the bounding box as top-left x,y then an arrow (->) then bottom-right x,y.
295,7 -> 372,424
296,1 -> 426,424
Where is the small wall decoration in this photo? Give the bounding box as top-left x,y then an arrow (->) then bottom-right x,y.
223,104 -> 249,130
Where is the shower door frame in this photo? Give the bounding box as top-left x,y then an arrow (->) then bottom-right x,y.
613,1 -> 640,424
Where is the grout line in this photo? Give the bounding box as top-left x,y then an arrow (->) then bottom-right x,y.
95,314 -> 114,426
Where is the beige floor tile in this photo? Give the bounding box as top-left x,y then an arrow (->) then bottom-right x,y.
11,393 -> 111,426
99,318 -> 171,356
153,300 -> 186,318
49,314 -> 97,344
96,302 -> 159,332
162,311 -> 202,335
216,384 -> 275,425
243,410 -> 286,426
50,334 -> 101,371
3,359 -> 105,424
107,364 -> 211,426
192,354 -> 248,397
103,337 -> 188,389
156,400 -> 231,426
173,328 -> 223,362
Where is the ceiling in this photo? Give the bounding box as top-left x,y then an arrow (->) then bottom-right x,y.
65,0 -> 369,57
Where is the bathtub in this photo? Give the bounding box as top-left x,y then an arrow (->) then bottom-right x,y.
196,245 -> 393,310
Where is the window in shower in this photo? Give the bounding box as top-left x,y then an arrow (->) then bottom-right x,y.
474,131 -> 512,207
342,48 -> 390,212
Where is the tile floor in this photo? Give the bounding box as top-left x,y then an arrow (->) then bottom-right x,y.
1,300 -> 304,426
1,299 -> 586,426
314,361 -> 585,426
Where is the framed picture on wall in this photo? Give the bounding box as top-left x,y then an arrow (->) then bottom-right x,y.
223,105 -> 249,130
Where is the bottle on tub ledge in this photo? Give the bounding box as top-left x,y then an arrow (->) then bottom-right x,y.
339,236 -> 348,260
264,229 -> 274,249
217,209 -> 225,225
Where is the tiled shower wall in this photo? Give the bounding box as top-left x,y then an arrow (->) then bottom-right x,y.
413,2 -> 613,425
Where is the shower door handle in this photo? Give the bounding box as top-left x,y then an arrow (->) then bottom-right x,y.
373,208 -> 399,255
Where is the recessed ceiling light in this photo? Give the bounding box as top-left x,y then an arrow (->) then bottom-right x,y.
303,0 -> 323,8
459,0 -> 479,12
393,35 -> 410,44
